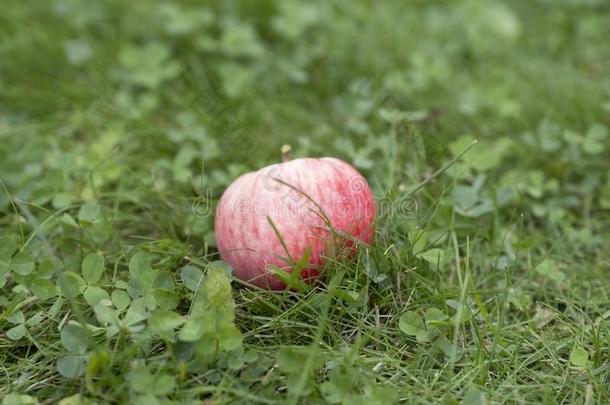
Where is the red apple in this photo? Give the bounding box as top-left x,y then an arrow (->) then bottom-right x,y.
214,156 -> 376,289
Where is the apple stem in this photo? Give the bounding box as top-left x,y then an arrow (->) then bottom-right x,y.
281,144 -> 292,162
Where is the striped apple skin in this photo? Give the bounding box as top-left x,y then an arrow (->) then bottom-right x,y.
214,157 -> 376,290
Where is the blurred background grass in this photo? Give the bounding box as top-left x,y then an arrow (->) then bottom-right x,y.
1,0 -> 609,403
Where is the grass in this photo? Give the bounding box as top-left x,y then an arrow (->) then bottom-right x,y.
1,0 -> 609,403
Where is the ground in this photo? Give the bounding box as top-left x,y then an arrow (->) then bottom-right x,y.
0,0 -> 609,404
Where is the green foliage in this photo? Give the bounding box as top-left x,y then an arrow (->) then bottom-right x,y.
1,0 -> 609,403
178,263 -> 242,358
